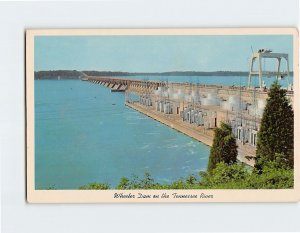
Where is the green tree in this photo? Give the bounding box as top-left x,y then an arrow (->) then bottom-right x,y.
140,172 -> 155,189
186,175 -> 197,185
199,159 -> 293,189
79,182 -> 110,190
255,81 -> 294,170
207,122 -> 238,173
200,162 -> 250,189
249,153 -> 294,189
116,173 -> 157,189
117,177 -> 130,189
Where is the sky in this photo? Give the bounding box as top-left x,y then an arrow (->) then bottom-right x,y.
34,35 -> 293,72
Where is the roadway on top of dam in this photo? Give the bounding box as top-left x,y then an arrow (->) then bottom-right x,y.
85,75 -> 294,105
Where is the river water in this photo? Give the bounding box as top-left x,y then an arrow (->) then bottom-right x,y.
35,79 -> 211,189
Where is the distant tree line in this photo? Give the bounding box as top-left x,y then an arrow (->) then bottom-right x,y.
34,70 -> 294,80
34,70 -> 295,80
34,70 -> 82,80
142,71 -> 249,76
82,71 -> 132,76
83,70 -> 293,77
34,70 -> 269,80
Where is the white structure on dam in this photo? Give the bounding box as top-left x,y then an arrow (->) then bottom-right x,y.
248,49 -> 291,90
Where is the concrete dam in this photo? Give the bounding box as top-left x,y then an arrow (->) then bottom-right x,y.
84,73 -> 293,167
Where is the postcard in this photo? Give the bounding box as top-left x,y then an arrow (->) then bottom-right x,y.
26,28 -> 299,203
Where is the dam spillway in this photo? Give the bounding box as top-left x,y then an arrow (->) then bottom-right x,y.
84,75 -> 294,167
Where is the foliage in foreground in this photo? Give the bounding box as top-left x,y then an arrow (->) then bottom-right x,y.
199,159 -> 293,189
79,182 -> 110,190
78,154 -> 293,190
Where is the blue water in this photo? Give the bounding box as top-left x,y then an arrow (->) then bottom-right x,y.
35,80 -> 210,189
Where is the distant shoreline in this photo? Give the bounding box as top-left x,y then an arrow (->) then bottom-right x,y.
34,70 -> 294,80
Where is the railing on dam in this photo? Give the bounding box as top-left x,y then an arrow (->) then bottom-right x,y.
85,75 -> 294,103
